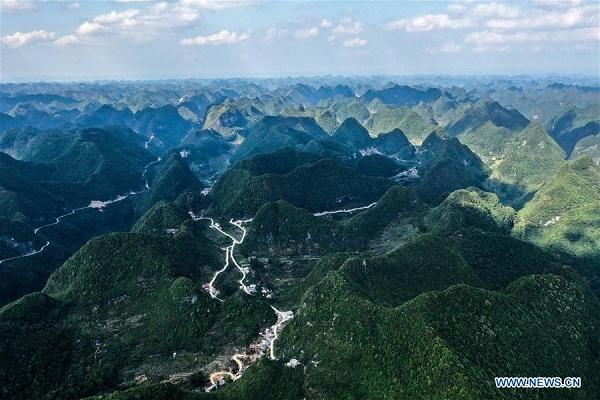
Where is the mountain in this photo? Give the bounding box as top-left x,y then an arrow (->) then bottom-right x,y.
570,133 -> 600,165
133,105 -> 191,150
428,187 -> 516,235
547,104 -> 600,156
5,103 -> 71,130
202,100 -> 264,141
0,126 -> 159,306
0,210 -> 276,398
0,152 -> 67,222
488,122 -> 566,204
446,101 -> 530,138
361,84 -> 442,106
331,118 -> 372,151
178,128 -> 234,183
142,153 -> 204,208
314,109 -> 338,134
91,104 -> 134,126
209,149 -> 396,218
331,99 -> 371,124
365,105 -> 437,145
415,131 -> 488,204
228,116 -> 331,164
515,156 -> 600,293
277,268 -> 599,399
1,77 -> 599,400
0,112 -> 27,133
242,186 -> 428,257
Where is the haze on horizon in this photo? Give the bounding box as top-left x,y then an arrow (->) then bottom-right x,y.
1,0 -> 599,82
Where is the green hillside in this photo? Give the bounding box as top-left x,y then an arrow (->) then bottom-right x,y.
428,187 -> 516,235
277,266 -> 598,399
0,207 -> 276,399
547,104 -> 600,155
570,134 -> 600,165
229,116 -> 329,164
210,150 -> 395,218
488,122 -> 566,205
515,156 -> 600,293
242,186 -> 428,257
365,105 -> 436,145
416,132 -> 488,204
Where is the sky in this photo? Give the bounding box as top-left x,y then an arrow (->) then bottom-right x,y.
1,0 -> 599,82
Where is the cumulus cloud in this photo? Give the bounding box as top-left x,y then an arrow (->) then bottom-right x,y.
68,2 -> 80,10
320,19 -> 333,29
534,0 -> 584,10
486,3 -> 598,30
447,4 -> 467,14
331,18 -> 364,35
384,0 -> 598,53
384,14 -> 475,32
56,2 -> 201,45
0,0 -> 37,13
472,2 -> 520,19
180,30 -> 250,45
54,34 -> 79,46
341,37 -> 368,47
294,27 -> 319,39
180,0 -> 256,11
2,30 -> 55,48
265,27 -> 279,40
323,17 -> 365,43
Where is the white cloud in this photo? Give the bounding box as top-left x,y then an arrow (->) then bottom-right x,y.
385,1 -> 598,54
332,18 -> 364,35
180,30 -> 249,46
384,14 -> 475,32
447,4 -> 467,14
93,9 -> 139,24
486,3 -> 599,30
465,27 -> 599,52
180,0 -> 255,10
0,0 -> 36,13
294,27 -> 319,39
341,37 -> 368,47
534,0 -> 584,10
76,21 -> 105,36
57,2 -> 202,45
68,2 -> 80,10
2,30 -> 55,48
427,41 -> 463,53
320,19 -> 333,29
54,34 -> 79,46
265,27 -> 278,40
472,2 -> 520,19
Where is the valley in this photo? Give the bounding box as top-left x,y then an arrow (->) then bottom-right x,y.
0,75 -> 599,400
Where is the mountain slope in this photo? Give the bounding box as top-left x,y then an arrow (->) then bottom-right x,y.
515,156 -> 600,293
210,153 -> 395,218
488,122 -> 566,204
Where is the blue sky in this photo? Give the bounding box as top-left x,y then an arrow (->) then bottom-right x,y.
1,0 -> 599,81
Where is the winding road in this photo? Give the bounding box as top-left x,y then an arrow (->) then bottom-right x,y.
197,200 -> 381,390
189,215 -> 253,298
191,213 -> 296,391
268,306 -> 295,360
313,202 -> 377,216
0,157 -> 161,265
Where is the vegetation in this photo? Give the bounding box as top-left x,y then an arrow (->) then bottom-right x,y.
1,77 -> 599,400
488,122 -> 566,205
515,156 -> 600,294
210,150 -> 395,218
